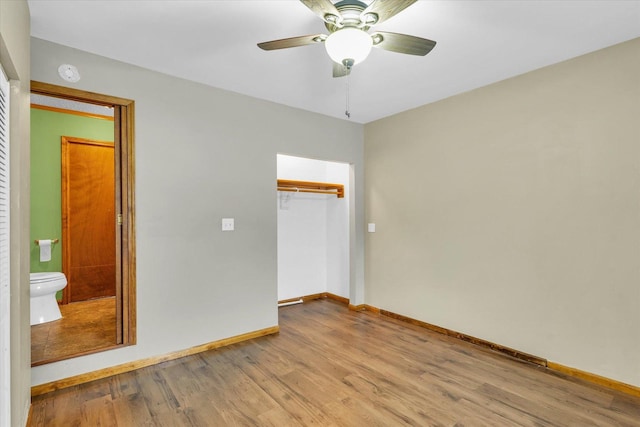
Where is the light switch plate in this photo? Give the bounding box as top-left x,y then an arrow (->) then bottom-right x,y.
368,223 -> 376,233
222,218 -> 234,231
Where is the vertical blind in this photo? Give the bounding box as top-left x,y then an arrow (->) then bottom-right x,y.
0,64 -> 10,427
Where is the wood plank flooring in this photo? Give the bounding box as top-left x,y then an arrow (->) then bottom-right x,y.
31,297 -> 117,366
30,299 -> 640,426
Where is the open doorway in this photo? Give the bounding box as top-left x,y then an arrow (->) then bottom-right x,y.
277,154 -> 350,303
30,81 -> 135,365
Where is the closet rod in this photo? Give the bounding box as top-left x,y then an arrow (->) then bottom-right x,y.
277,187 -> 341,196
277,179 -> 344,198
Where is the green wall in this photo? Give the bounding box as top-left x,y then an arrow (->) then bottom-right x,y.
30,107 -> 114,279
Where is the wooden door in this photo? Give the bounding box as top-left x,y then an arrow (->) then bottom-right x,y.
62,136 -> 116,303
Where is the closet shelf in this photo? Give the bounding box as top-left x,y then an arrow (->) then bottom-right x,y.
277,179 -> 344,198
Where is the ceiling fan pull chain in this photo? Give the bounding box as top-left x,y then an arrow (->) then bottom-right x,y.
345,65 -> 351,119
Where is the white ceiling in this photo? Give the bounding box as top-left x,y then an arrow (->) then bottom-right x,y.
28,0 -> 640,124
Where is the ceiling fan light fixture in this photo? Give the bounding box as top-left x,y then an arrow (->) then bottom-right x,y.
324,28 -> 373,66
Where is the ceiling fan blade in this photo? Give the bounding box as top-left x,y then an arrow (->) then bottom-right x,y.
300,0 -> 342,24
332,62 -> 351,78
371,31 -> 436,56
258,34 -> 326,51
361,0 -> 417,26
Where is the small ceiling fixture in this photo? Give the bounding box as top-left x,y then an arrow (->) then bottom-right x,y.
58,64 -> 81,83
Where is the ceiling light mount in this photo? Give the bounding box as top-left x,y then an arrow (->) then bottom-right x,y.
324,0 -> 370,32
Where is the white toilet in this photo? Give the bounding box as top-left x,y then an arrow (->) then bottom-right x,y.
30,272 -> 67,325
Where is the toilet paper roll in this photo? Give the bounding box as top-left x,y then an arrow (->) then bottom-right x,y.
39,239 -> 52,262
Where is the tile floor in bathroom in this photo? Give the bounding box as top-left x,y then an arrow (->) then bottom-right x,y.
31,296 -> 117,366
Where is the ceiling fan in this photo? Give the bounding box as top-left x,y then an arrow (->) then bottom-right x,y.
258,0 -> 437,77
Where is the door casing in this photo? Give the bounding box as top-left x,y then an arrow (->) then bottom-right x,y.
31,81 -> 136,347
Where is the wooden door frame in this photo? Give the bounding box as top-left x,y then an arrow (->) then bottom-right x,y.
31,81 -> 136,347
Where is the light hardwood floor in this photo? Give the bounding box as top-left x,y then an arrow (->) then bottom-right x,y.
31,297 -> 117,366
30,299 -> 640,426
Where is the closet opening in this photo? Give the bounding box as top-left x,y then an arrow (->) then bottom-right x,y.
277,154 -> 351,305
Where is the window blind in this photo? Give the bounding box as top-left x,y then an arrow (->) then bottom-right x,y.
0,63 -> 11,427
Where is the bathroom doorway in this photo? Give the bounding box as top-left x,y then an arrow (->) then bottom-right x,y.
30,81 -> 135,364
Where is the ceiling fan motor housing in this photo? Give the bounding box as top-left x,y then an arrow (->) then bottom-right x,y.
324,0 -> 375,33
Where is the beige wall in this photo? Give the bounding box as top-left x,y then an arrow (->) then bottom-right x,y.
0,0 -> 31,425
365,38 -> 640,387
